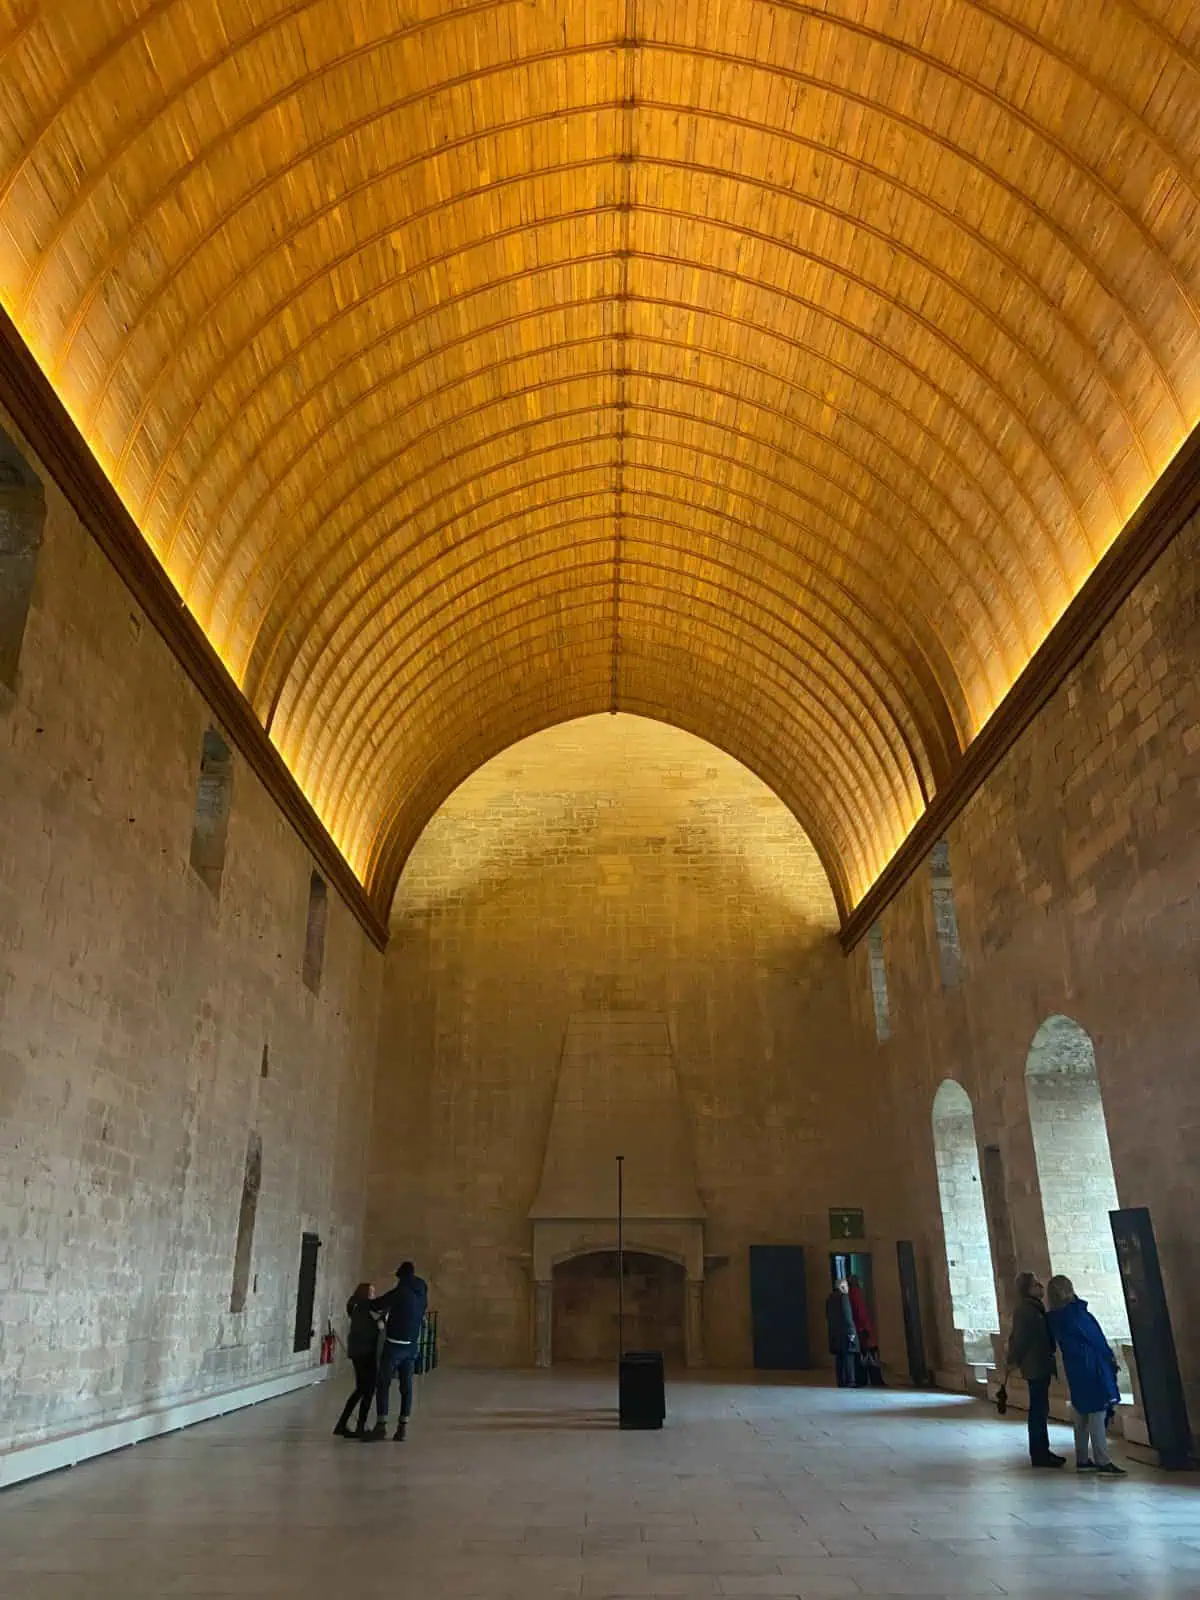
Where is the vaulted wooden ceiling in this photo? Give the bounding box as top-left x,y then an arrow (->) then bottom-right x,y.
1,1 -> 1198,920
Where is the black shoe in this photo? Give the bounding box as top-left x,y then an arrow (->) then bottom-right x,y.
1031,1453 -> 1066,1468
393,1420 -> 407,1442
361,1421 -> 386,1442
333,1423 -> 353,1438
1096,1462 -> 1127,1476
1076,1461 -> 1097,1472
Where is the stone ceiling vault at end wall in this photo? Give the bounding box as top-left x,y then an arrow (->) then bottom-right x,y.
391,713 -> 841,929
1,1 -> 1199,923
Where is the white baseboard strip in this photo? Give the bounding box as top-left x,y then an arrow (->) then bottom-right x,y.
0,1364 -> 331,1490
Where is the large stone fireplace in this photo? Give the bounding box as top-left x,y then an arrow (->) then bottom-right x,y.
529,1011 -> 706,1367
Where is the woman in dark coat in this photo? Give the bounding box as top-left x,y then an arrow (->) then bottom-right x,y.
333,1281 -> 381,1439
1046,1275 -> 1125,1476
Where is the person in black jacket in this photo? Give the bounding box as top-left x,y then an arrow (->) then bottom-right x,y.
825,1278 -> 858,1388
367,1261 -> 429,1441
333,1282 -> 381,1439
1004,1270 -> 1066,1468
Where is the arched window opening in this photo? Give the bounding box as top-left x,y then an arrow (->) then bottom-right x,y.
189,727 -> 234,893
0,426 -> 45,691
931,1080 -> 1000,1364
302,870 -> 328,994
929,839 -> 962,989
867,923 -> 890,1042
229,1132 -> 262,1314
1025,1016 -> 1129,1342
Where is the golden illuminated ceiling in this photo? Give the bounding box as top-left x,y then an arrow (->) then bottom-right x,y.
1,0 -> 1199,920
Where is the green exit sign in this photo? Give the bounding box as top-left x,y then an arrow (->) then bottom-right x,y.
829,1208 -> 865,1240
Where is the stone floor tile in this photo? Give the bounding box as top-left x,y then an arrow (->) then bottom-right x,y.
2,1370 -> 1198,1600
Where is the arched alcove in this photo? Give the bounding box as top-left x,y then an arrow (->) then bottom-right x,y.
1025,1016 -> 1128,1341
551,1250 -> 686,1366
931,1080 -> 1000,1364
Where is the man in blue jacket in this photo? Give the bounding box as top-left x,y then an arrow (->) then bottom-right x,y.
366,1262 -> 428,1441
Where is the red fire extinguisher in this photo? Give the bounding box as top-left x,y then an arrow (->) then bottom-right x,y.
320,1320 -> 336,1365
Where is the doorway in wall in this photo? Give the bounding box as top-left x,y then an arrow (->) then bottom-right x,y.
749,1245 -> 810,1370
829,1251 -> 876,1323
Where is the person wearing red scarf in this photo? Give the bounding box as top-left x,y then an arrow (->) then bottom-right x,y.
848,1275 -> 884,1386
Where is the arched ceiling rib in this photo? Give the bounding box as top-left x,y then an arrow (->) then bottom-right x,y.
1,0 -> 1199,917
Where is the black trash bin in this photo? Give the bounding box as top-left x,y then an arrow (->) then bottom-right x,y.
619,1350 -> 665,1430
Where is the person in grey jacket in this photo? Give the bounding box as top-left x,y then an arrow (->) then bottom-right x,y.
1005,1270 -> 1065,1468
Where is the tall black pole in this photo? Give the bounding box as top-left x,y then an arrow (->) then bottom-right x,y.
616,1154 -> 625,1365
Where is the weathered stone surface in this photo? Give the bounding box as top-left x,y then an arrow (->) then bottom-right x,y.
0,407 -> 382,1451
366,716 -> 883,1368
6,396 -> 1200,1435
849,507 -> 1200,1421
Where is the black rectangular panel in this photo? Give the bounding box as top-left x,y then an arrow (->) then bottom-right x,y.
896,1239 -> 931,1386
1110,1207 -> 1192,1468
293,1231 -> 321,1354
749,1244 -> 809,1370
619,1350 -> 665,1429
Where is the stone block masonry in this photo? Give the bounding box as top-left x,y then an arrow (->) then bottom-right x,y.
850,505 -> 1200,1432
367,716 -> 894,1369
0,404 -> 383,1455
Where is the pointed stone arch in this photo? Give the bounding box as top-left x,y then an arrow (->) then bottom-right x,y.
931,1079 -> 1000,1365
1025,1015 -> 1128,1341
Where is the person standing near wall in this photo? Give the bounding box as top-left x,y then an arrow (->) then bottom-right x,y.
1005,1271 -> 1065,1468
1046,1275 -> 1125,1476
826,1278 -> 858,1388
368,1262 -> 429,1441
847,1274 -> 884,1387
333,1282 -> 381,1439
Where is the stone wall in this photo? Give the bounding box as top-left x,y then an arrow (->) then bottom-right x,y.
0,407 -> 383,1452
367,716 -> 886,1368
552,1251 -> 685,1366
848,506 -> 1200,1422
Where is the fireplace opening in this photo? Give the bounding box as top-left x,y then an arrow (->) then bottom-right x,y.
552,1250 -> 685,1365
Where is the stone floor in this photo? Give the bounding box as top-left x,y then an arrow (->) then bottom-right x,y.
3,1369 -> 1200,1598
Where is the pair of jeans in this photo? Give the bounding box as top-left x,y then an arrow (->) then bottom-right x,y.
1073,1406 -> 1112,1467
376,1341 -> 416,1421
1026,1375 -> 1052,1460
336,1354 -> 378,1434
834,1351 -> 857,1388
